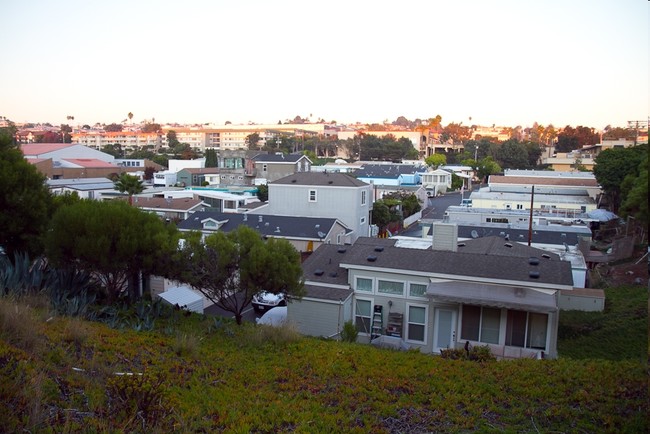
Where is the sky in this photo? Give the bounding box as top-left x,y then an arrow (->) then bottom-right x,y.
0,0 -> 647,129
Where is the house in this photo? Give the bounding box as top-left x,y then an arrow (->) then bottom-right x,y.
251,153 -> 312,184
163,189 -> 259,213
258,172 -> 373,244
420,168 -> 452,197
46,177 -> 118,200
177,211 -> 351,253
176,168 -> 221,187
469,174 -> 599,213
352,163 -> 423,187
290,230 -> 575,359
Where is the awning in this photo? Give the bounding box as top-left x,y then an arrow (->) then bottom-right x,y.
426,281 -> 557,313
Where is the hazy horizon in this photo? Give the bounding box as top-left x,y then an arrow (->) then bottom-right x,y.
1,0 -> 647,130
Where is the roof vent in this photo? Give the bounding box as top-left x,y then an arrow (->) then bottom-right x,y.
529,257 -> 540,265
367,255 -> 377,262
291,179 -> 297,183
314,269 -> 324,276
529,271 -> 540,279
337,247 -> 347,253
328,272 -> 338,277
275,226 -> 281,233
542,253 -> 551,259
457,242 -> 466,247
504,243 -> 513,248
374,246 -> 384,252
471,230 -> 479,239
328,180 -> 333,184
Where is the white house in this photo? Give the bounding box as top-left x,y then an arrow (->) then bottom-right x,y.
291,230 -> 575,359
420,168 -> 452,197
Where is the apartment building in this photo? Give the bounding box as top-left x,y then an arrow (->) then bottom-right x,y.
72,131 -> 162,151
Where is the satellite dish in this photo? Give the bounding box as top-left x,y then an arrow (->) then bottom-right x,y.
471,230 -> 479,239
317,231 -> 326,238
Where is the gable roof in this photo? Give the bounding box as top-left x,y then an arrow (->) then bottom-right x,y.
252,153 -> 310,163
303,236 -> 573,289
177,211 -> 346,240
272,172 -> 368,187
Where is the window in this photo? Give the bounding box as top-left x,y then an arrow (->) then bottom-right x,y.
505,310 -> 548,349
262,164 -> 268,172
407,305 -> 426,342
409,283 -> 427,298
308,190 -> 317,202
360,216 -> 366,225
377,280 -> 404,296
516,204 -> 523,210
461,305 -> 501,344
355,299 -> 372,334
356,277 -> 372,292
361,190 -> 367,205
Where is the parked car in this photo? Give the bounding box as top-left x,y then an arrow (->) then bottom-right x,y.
252,291 -> 286,313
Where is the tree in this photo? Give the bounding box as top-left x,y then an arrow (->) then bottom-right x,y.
128,112 -> 133,123
477,156 -> 502,183
246,133 -> 261,150
256,184 -> 268,202
144,166 -> 156,181
556,125 -> 599,152
174,226 -> 304,325
425,154 -> 446,168
620,155 -> 648,227
142,122 -> 162,133
167,130 -> 180,148
0,129 -> 52,259
114,173 -> 145,205
45,200 -> 178,303
101,143 -> 123,158
60,124 -> 73,143
104,123 -> 123,132
593,145 -> 647,213
205,149 -> 218,167
496,140 -> 530,169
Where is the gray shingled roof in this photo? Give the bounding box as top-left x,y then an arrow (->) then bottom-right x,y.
303,236 -> 573,288
272,171 -> 368,187
353,164 -> 423,179
177,211 -> 342,239
303,284 -> 353,301
455,223 -> 591,246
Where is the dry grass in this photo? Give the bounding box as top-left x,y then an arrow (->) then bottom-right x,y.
0,298 -> 44,352
247,321 -> 302,347
172,332 -> 201,357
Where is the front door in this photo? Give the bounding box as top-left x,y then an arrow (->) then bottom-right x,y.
434,308 -> 457,353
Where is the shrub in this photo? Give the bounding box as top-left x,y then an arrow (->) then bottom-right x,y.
440,343 -> 496,362
340,321 -> 358,343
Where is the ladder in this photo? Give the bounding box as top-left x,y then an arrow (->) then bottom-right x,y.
371,305 -> 383,339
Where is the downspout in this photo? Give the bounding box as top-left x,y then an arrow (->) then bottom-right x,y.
528,185 -> 535,246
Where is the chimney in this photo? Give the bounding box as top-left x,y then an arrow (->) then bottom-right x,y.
431,222 -> 458,252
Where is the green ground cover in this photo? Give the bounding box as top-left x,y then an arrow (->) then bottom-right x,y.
0,284 -> 647,432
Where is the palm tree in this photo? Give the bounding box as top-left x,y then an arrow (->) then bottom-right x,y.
128,112 -> 133,124
114,173 -> 144,205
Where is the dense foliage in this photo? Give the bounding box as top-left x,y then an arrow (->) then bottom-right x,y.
170,226 -> 304,324
593,144 -> 647,214
0,129 -> 52,259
